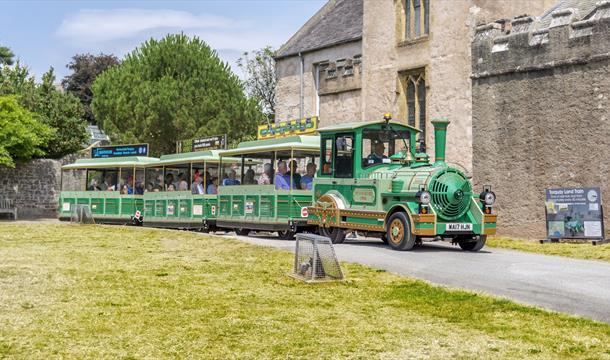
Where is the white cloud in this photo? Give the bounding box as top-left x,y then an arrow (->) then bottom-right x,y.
57,9 -> 240,43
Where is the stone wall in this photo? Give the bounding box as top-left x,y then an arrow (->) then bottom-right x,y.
0,152 -> 88,219
471,2 -> 610,238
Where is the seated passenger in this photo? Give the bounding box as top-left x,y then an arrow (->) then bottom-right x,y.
258,163 -> 273,185
167,184 -> 176,192
88,178 -> 101,191
274,161 -> 290,190
120,185 -> 129,195
192,174 -> 204,194
135,182 -> 144,195
125,176 -> 134,194
207,177 -> 218,194
222,169 -> 241,186
165,173 -> 175,191
286,160 -> 301,189
177,173 -> 189,191
102,174 -> 115,191
243,168 -> 256,184
366,141 -> 388,165
300,163 -> 317,190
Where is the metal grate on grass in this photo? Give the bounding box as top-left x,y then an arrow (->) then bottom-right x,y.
290,233 -> 343,282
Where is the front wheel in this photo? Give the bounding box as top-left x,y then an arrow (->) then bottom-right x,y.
458,235 -> 487,252
319,226 -> 346,244
386,212 -> 415,251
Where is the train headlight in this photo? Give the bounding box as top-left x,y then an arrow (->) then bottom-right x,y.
480,189 -> 496,205
417,190 -> 431,205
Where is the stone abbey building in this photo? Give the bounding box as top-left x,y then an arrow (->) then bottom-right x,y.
274,0 -> 554,174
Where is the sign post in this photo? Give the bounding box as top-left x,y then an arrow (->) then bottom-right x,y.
544,187 -> 608,244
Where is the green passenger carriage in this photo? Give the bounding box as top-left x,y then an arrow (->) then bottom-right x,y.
217,135 -> 320,239
59,156 -> 159,223
308,116 -> 497,251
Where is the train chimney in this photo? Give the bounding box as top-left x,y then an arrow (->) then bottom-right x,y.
431,118 -> 450,166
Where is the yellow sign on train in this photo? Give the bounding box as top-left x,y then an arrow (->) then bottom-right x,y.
257,116 -> 318,140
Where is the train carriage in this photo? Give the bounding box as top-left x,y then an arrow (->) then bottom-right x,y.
141,150 -> 230,230
217,135 -> 320,239
59,156 -> 159,223
308,116 -> 497,251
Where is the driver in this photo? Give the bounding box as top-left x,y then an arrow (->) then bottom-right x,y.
367,141 -> 387,164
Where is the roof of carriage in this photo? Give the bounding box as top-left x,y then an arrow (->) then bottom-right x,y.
62,156 -> 159,170
317,120 -> 421,133
153,150 -> 237,166
220,135 -> 320,156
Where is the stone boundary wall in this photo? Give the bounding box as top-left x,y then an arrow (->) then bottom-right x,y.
471,1 -> 610,238
0,152 -> 88,219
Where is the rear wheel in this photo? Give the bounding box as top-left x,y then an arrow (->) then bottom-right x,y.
380,233 -> 388,244
386,212 -> 415,251
458,235 -> 486,252
235,228 -> 250,236
319,226 -> 346,244
277,230 -> 295,240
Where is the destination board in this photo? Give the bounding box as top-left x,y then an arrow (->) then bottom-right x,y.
91,144 -> 149,158
177,134 -> 227,153
257,116 -> 318,140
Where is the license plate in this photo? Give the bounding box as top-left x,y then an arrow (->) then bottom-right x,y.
446,223 -> 472,231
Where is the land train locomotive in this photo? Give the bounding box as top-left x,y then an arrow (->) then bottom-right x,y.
58,116 -> 496,251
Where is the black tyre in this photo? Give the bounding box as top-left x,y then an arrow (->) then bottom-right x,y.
380,233 -> 388,244
458,235 -> 487,252
386,212 -> 415,251
319,226 -> 346,244
277,230 -> 295,240
235,228 -> 250,236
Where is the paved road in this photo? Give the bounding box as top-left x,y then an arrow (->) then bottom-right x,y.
219,233 -> 610,323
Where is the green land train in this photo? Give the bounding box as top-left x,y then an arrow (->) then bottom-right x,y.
308,115 -> 497,251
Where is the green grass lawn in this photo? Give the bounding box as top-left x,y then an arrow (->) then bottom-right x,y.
488,237 -> 610,263
1,224 -> 610,359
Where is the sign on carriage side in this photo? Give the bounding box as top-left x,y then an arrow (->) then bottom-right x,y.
176,134 -> 227,153
545,187 -> 604,239
257,116 -> 318,140
91,144 -> 149,158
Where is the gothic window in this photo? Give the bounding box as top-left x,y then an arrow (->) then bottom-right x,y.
405,0 -> 429,39
405,72 -> 426,139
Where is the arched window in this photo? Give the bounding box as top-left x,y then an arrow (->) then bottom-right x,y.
404,72 -> 426,140
405,0 -> 429,39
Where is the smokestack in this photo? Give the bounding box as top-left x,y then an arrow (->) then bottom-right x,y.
431,118 -> 450,166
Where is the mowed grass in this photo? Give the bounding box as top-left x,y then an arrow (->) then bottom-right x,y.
488,237 -> 610,263
1,225 -> 610,359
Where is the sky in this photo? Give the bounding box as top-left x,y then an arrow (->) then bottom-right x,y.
0,0 -> 326,81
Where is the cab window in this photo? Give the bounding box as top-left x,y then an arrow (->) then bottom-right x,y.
321,138 -> 333,175
362,129 -> 410,167
334,133 -> 354,178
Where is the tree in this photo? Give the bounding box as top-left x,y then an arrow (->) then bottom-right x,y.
62,53 -> 119,123
0,95 -> 54,167
237,46 -> 276,122
92,34 -> 264,156
0,63 -> 88,158
0,45 -> 14,66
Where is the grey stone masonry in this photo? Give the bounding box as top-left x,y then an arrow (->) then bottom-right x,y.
472,1 -> 610,79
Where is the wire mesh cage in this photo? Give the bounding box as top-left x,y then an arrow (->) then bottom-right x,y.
70,204 -> 95,224
291,233 -> 343,282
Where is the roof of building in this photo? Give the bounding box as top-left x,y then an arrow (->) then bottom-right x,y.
539,0 -> 600,27
274,0 -> 363,59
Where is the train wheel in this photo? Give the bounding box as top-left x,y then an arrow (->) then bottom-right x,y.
458,235 -> 486,252
386,212 -> 415,251
319,226 -> 346,244
277,230 -> 295,240
235,228 -> 250,236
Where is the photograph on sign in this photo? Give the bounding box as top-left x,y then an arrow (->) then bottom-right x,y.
545,187 -> 604,239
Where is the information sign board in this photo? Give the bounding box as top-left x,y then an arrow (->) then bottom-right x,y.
91,144 -> 148,158
177,134 -> 227,153
545,187 -> 604,239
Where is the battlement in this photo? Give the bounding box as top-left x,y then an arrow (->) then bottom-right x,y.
472,1 -> 610,79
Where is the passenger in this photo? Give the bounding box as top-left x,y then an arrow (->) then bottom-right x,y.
88,178 -> 101,191
125,176 -> 134,194
177,173 -> 189,191
300,163 -> 317,190
102,174 -> 115,191
165,173 -> 175,191
243,168 -> 256,184
135,182 -> 144,195
146,182 -> 154,193
192,173 -> 205,194
286,160 -> 301,189
207,177 -> 218,194
274,161 -> 291,190
222,169 -> 241,186
367,141 -> 388,165
120,185 -> 129,195
167,184 -> 176,192
258,163 -> 273,185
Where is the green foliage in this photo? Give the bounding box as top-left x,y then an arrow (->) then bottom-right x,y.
0,45 -> 14,66
62,53 -> 120,123
237,46 -> 276,122
92,34 -> 264,156
0,96 -> 54,167
0,63 -> 88,159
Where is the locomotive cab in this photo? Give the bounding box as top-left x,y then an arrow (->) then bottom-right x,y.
308,116 -> 497,251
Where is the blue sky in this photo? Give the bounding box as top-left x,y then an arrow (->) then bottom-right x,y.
0,0 -> 326,81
